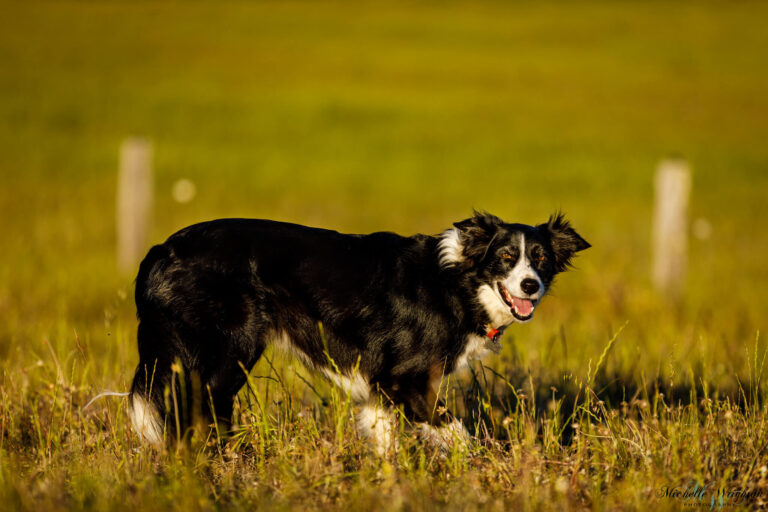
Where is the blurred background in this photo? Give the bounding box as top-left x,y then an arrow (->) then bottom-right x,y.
1,1 -> 766,389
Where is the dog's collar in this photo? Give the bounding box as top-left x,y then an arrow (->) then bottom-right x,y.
485,325 -> 503,342
482,324 -> 505,354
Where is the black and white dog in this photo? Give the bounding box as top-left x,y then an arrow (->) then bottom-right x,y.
129,212 -> 589,453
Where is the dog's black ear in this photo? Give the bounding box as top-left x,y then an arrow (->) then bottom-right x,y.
453,211 -> 503,264
538,212 -> 590,272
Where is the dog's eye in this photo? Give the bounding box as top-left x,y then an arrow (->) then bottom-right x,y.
501,252 -> 512,260
538,255 -> 547,264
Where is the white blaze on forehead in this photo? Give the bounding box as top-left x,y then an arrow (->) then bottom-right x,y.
503,234 -> 544,297
477,232 -> 548,328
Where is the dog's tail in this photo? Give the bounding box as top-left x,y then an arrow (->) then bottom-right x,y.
128,243 -> 172,446
82,389 -> 161,445
128,390 -> 164,446
82,389 -> 163,445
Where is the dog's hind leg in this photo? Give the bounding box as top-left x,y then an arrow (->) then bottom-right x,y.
129,245 -> 271,444
201,338 -> 267,428
129,322 -> 268,444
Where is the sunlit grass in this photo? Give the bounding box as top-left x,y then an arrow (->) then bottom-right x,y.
1,0 -> 767,510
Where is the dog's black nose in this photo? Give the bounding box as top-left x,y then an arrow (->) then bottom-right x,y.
521,278 -> 540,295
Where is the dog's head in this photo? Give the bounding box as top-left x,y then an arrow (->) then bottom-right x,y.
439,211 -> 590,326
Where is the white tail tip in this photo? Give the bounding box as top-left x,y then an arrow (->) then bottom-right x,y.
129,393 -> 164,446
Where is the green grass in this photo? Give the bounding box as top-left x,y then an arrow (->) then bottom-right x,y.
1,0 -> 767,510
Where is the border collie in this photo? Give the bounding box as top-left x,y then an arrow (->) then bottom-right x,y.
129,212 -> 589,454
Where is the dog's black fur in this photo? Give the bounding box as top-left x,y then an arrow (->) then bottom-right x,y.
129,212 -> 589,447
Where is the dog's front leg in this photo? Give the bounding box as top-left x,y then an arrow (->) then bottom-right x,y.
414,395 -> 470,452
356,401 -> 398,457
394,368 -> 471,452
417,413 -> 470,451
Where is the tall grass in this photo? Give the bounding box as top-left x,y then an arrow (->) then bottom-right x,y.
1,1 -> 767,509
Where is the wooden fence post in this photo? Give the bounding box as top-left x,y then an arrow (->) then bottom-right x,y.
117,137 -> 153,275
652,157 -> 691,299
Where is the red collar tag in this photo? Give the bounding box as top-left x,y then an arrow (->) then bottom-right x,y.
486,327 -> 501,342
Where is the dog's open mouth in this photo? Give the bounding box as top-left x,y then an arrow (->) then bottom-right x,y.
497,282 -> 537,321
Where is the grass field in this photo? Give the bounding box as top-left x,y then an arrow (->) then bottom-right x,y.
1,1 -> 767,510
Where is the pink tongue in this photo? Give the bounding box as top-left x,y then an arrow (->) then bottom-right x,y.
512,297 -> 533,316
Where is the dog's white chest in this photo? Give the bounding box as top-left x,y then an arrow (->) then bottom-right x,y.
454,334 -> 497,371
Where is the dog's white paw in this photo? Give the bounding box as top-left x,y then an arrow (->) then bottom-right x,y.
419,418 -> 470,452
357,403 -> 398,457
